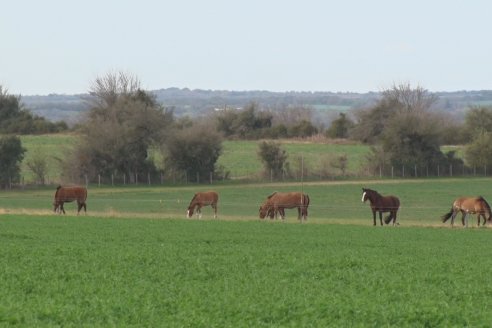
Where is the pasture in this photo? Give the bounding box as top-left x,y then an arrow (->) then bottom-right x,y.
1,178 -> 492,325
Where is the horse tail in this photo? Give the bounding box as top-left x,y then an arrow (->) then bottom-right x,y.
479,196 -> 492,220
383,214 -> 392,224
441,208 -> 454,223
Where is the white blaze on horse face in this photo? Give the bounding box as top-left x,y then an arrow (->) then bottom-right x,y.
362,192 -> 366,203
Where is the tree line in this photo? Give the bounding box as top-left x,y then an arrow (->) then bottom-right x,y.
2,73 -> 492,187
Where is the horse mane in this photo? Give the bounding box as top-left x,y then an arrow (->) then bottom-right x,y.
188,193 -> 198,206
363,188 -> 381,197
267,192 -> 277,199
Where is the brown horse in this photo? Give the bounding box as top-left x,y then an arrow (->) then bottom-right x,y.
186,191 -> 219,219
259,192 -> 310,222
441,196 -> 492,227
53,185 -> 88,215
362,188 -> 400,226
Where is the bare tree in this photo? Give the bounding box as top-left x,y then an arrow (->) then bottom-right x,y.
89,71 -> 141,108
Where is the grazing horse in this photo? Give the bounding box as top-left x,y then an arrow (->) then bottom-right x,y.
441,196 -> 492,227
361,188 -> 400,226
53,185 -> 88,215
186,191 -> 219,219
259,192 -> 310,222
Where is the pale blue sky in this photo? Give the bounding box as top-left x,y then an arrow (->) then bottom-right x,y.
1,0 -> 491,95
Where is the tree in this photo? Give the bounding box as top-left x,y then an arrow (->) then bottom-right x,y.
0,86 -> 67,134
463,106 -> 492,142
257,141 -> 288,179
26,150 -> 48,185
325,113 -> 354,138
165,125 -> 223,182
0,136 -> 26,188
464,132 -> 492,168
68,72 -> 174,180
351,83 -> 437,144
357,84 -> 455,174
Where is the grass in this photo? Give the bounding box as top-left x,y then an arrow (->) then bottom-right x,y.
1,215 -> 491,326
2,178 -> 492,325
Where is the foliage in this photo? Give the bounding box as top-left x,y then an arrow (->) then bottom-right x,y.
355,84 -> 460,173
0,86 -> 67,134
257,141 -> 289,179
165,125 -> 224,182
216,103 -> 272,139
68,72 -> 174,180
464,132 -> 492,167
0,135 -> 26,188
463,105 -> 492,142
325,113 -> 354,138
25,150 -> 48,185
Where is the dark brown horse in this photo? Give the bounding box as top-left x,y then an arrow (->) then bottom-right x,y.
186,191 -> 219,219
441,196 -> 492,227
259,192 -> 310,222
53,185 -> 88,215
362,188 -> 400,226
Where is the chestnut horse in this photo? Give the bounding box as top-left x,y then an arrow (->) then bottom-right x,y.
186,191 -> 219,219
362,188 -> 400,226
441,196 -> 492,227
259,192 -> 310,222
53,185 -> 88,215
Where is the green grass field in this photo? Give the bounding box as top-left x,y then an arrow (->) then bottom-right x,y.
3,135 -> 490,326
1,213 -> 492,326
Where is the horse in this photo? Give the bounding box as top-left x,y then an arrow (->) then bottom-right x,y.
186,191 -> 219,219
259,192 -> 310,222
441,196 -> 492,227
53,185 -> 88,215
361,188 -> 400,226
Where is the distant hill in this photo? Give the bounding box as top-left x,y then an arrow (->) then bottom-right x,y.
20,88 -> 492,124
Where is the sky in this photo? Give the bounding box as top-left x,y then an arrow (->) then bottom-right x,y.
1,0 -> 491,95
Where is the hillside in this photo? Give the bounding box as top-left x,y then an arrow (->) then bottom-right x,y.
20,88 -> 492,123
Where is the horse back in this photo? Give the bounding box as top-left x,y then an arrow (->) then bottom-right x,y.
271,192 -> 309,208
194,191 -> 218,204
55,186 -> 87,203
379,195 -> 400,211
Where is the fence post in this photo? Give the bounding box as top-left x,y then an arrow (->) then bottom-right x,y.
437,165 -> 440,177
379,166 -> 382,178
123,174 -> 126,185
85,174 -> 88,187
450,164 -> 452,177
270,169 -> 273,182
98,174 -> 101,187
402,166 -> 405,178
414,165 -> 417,177
485,165 -> 487,176
391,166 -> 394,178
111,174 -> 114,186
210,172 -> 213,184
148,172 -> 151,185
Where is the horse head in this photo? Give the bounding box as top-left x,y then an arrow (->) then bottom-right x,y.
362,188 -> 369,203
186,206 -> 194,218
259,205 -> 267,219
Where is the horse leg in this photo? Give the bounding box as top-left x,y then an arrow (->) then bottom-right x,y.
372,210 -> 376,226
462,212 -> 468,228
213,203 -> 217,219
197,206 -> 202,219
61,203 -> 66,215
379,211 -> 383,226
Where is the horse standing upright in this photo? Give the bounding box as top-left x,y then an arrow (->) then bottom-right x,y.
441,196 -> 492,227
53,185 -> 88,215
259,192 -> 310,222
361,188 -> 400,226
186,191 -> 219,219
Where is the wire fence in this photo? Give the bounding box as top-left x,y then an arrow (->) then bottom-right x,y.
5,162 -> 492,190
